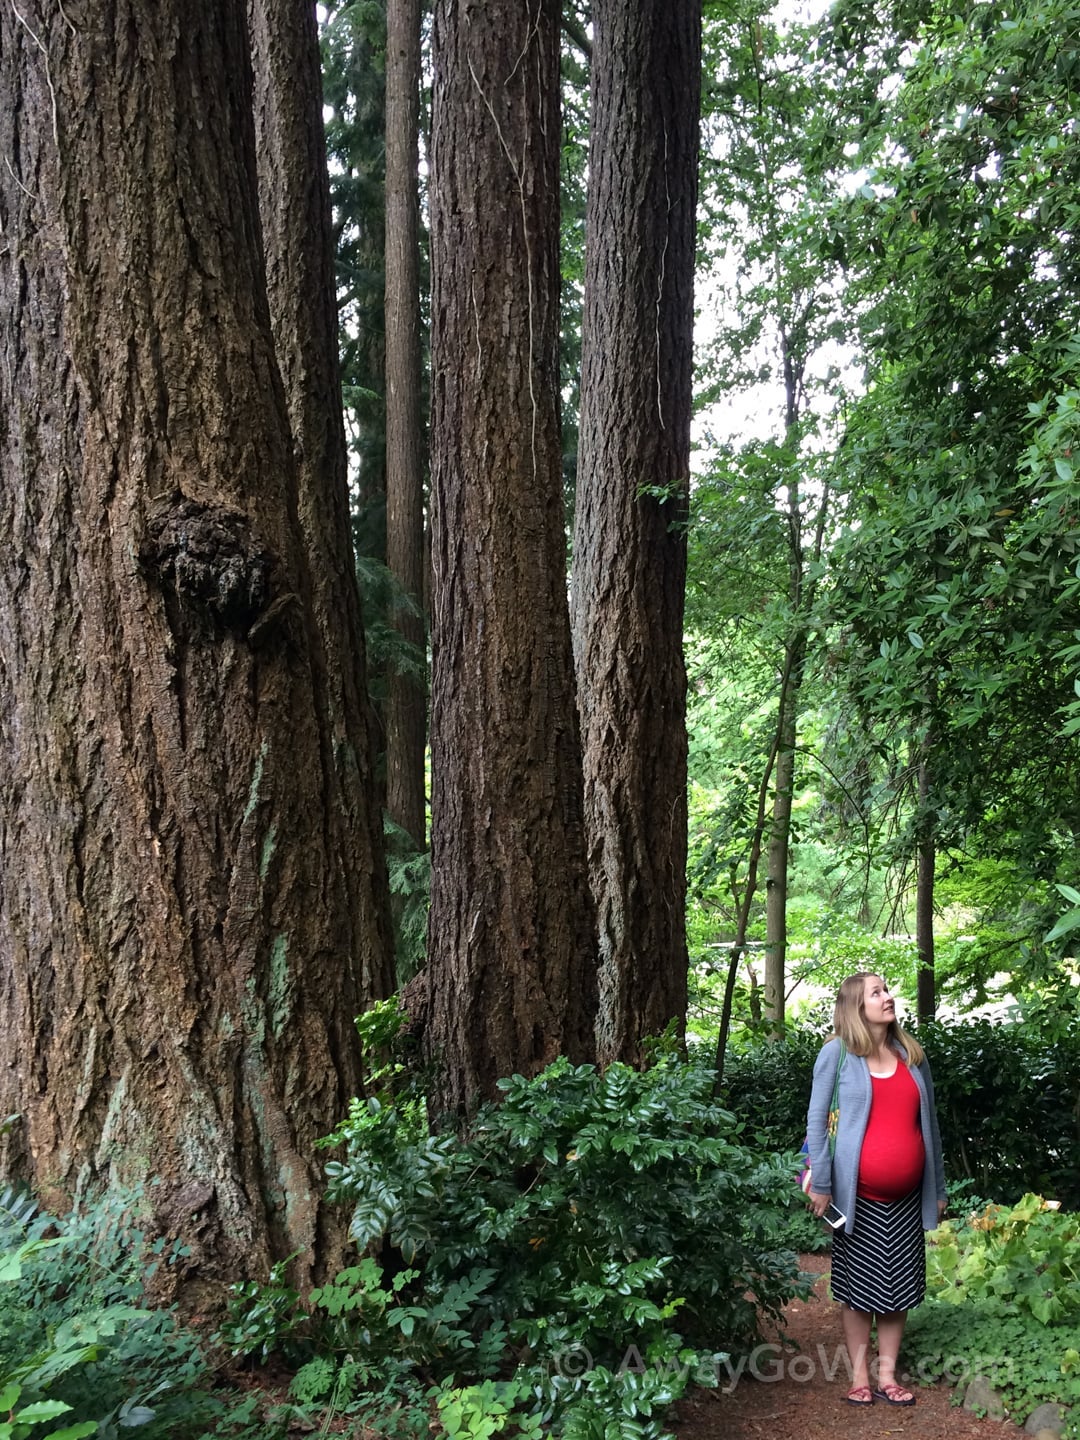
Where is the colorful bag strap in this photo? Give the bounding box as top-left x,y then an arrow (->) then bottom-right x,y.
831,1040 -> 846,1103
827,1040 -> 846,1155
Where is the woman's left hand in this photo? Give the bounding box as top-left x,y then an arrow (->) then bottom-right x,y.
938,1199 -> 947,1221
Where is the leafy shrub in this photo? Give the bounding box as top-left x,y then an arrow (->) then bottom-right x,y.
712,1028 -> 824,1155
904,1194 -> 1080,1426
0,1184 -> 268,1440
305,1054 -> 806,1434
926,1193 -> 1080,1324
220,1254 -> 308,1366
326,1053 -> 803,1358
222,1047 -> 806,1437
718,1015 -> 1080,1209
911,1016 -> 1080,1208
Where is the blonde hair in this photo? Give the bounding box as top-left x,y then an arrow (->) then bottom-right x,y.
832,972 -> 924,1066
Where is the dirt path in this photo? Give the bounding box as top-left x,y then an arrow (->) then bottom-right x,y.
675,1255 -> 1021,1440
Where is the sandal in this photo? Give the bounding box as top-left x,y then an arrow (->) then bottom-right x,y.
845,1386 -> 874,1406
873,1383 -> 916,1406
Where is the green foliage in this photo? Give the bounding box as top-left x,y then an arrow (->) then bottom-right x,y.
432,1377 -> 543,1440
714,1029 -> 824,1154
788,911 -> 919,1002
326,1054 -> 803,1356
912,1016 -> 1080,1208
927,1194 -> 1080,1324
0,1383 -> 96,1440
906,1194 -> 1080,1424
220,1255 -> 307,1366
904,1299 -> 1080,1423
811,0 -> 1080,953
214,1047 -> 808,1436
384,817 -> 431,982
0,1183 -> 262,1440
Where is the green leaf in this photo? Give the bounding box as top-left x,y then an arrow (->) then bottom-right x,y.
1045,909 -> 1080,944
13,1401 -> 76,1424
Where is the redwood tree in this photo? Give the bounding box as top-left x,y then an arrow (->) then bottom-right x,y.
0,0 -> 391,1285
383,0 -> 427,854
249,0 -> 394,1002
570,0 -> 701,1063
426,0 -> 597,1113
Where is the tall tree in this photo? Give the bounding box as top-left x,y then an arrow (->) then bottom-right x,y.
570,0 -> 701,1062
383,0 -> 428,854
322,0 -> 389,566
0,0 -> 391,1285
694,5 -> 855,1031
426,0 -> 597,1113
249,0 -> 394,1001
822,0 -> 1080,1011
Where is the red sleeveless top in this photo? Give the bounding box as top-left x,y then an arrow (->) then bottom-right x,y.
857,1061 -> 926,1202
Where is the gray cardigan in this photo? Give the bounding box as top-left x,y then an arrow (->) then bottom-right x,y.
806,1036 -> 946,1235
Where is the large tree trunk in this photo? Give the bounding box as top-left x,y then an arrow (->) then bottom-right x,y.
383,0 -> 428,854
0,0 -> 391,1290
426,0 -> 597,1114
570,0 -> 701,1064
249,0 -> 394,1001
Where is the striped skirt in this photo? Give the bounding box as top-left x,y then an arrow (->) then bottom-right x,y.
831,1188 -> 926,1313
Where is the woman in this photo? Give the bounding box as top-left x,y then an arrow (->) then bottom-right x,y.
806,973 -> 946,1408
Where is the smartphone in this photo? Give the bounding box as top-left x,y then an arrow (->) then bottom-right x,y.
821,1203 -> 847,1229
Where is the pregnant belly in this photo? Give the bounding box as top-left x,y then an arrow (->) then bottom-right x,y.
858,1133 -> 926,1201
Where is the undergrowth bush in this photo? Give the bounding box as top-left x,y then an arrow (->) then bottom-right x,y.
0,1184 -> 271,1440
226,1029 -> 807,1438
912,1017 -> 1080,1208
718,1015 -> 1080,1209
905,1195 -> 1080,1428
326,1052 -> 803,1353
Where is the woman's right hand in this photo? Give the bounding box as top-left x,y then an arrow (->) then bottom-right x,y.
808,1190 -> 832,1219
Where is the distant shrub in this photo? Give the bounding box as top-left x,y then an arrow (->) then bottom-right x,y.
913,1017 -> 1080,1209
717,1014 -> 1080,1210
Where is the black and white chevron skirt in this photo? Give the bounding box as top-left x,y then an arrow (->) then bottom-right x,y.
830,1187 -> 926,1313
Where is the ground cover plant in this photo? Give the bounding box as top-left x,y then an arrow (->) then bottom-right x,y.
905,1193 -> 1080,1431
0,1184 -> 252,1439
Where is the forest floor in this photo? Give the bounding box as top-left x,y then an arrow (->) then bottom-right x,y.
674,1254 -> 1022,1440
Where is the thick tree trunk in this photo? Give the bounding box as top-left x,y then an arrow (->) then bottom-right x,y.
0,0 -> 390,1289
570,0 -> 701,1064
426,0 -> 597,1114
383,0 -> 427,853
249,0 -> 394,1001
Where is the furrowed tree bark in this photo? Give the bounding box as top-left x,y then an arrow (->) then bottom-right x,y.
570,0 -> 701,1064
383,0 -> 427,854
0,0 -> 391,1290
248,0 -> 395,999
426,0 -> 597,1114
